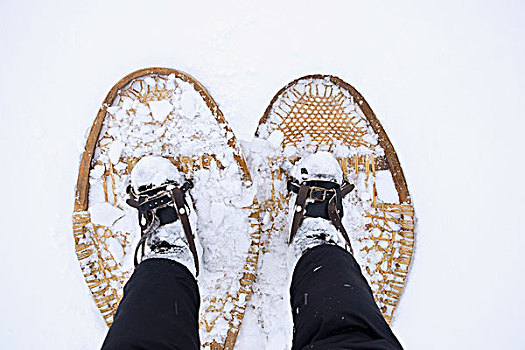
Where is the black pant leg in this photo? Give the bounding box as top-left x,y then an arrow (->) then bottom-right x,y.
290,244 -> 403,350
101,258 -> 200,350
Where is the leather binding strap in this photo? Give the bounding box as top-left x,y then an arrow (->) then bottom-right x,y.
289,184 -> 310,244
170,187 -> 199,276
288,178 -> 355,253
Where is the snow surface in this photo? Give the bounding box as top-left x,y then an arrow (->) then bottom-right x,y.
1,0 -> 525,349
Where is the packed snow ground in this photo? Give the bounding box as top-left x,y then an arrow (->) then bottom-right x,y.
1,0 -> 524,349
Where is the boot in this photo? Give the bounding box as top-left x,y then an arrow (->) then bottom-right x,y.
127,156 -> 202,277
287,152 -> 355,259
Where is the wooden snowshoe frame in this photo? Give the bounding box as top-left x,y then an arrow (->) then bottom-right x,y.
256,75 -> 415,323
73,68 -> 260,349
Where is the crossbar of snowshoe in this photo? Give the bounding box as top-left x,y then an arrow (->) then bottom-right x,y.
267,155 -> 388,181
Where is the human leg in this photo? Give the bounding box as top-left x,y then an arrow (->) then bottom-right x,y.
101,258 -> 200,350
101,156 -> 202,349
287,153 -> 403,349
290,244 -> 402,350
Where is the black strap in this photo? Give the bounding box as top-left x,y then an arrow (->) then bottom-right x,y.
170,187 -> 199,276
289,184 -> 310,244
327,194 -> 353,255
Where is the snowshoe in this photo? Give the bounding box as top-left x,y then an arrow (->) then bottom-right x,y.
72,68 -> 261,350
249,75 -> 415,330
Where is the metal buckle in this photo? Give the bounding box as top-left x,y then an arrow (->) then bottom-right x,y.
308,186 -> 333,202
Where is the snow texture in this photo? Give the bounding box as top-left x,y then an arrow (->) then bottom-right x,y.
290,151 -> 343,183
88,202 -> 124,227
131,156 -> 184,191
1,1 -> 525,349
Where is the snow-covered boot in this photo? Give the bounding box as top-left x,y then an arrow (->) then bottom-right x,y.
126,156 -> 202,277
287,152 -> 355,258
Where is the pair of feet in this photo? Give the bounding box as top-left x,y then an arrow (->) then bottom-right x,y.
129,152 -> 354,278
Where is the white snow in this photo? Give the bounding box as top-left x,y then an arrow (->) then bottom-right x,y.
131,156 -> 184,191
1,1 -> 525,350
148,100 -> 174,122
88,202 -> 125,227
107,140 -> 124,164
266,129 -> 284,149
180,89 -> 200,117
290,151 -> 343,183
